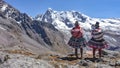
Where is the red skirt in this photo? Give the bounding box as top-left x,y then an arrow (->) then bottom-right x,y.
88,38 -> 108,49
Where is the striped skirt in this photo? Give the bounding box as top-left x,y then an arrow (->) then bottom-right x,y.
68,36 -> 86,48
88,37 -> 108,49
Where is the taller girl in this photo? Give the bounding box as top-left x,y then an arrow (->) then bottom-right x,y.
68,21 -> 86,59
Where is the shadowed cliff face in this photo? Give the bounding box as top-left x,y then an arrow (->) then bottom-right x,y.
0,15 -> 51,54
32,20 -> 71,53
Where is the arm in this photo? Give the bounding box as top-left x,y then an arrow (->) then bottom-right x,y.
71,28 -> 74,34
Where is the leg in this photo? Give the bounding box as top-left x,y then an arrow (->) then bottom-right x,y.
75,48 -> 78,58
98,48 -> 102,58
80,48 -> 83,59
93,48 -> 96,58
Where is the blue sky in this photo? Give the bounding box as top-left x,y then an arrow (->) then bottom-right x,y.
5,0 -> 120,18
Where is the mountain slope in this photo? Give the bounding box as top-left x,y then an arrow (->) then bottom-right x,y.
0,0 -> 70,54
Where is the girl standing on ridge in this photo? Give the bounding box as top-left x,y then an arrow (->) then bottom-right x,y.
88,22 -> 108,59
68,21 -> 86,59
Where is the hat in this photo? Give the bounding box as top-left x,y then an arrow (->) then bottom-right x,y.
95,22 -> 99,25
95,22 -> 99,29
75,21 -> 79,26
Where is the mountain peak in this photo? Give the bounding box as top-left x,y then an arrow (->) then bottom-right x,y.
46,8 -> 54,13
0,0 -> 20,17
0,0 -> 7,12
48,8 -> 53,11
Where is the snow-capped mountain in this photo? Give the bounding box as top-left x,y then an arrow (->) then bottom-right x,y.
36,8 -> 90,30
0,0 -> 24,23
36,8 -> 120,51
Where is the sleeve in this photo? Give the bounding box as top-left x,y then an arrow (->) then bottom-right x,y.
71,28 -> 74,34
79,27 -> 83,36
91,30 -> 94,36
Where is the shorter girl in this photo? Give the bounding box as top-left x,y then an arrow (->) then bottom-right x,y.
88,22 -> 108,59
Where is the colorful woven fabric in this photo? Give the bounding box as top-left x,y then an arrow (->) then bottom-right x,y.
68,36 -> 86,48
88,28 -> 108,49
